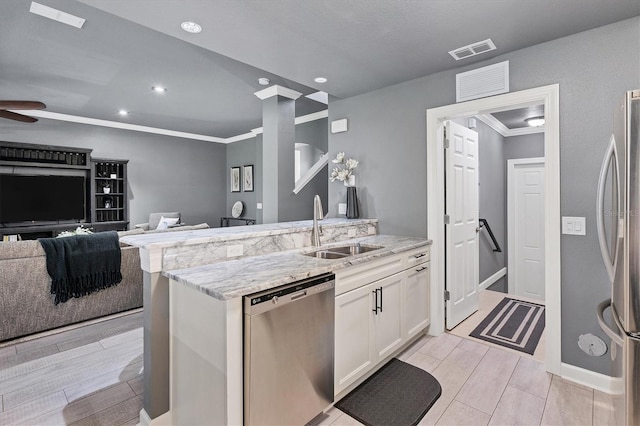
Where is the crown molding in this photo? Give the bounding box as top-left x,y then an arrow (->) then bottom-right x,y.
254,85 -> 302,100
475,113 -> 544,137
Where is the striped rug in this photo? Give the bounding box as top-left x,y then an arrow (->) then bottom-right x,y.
469,297 -> 545,355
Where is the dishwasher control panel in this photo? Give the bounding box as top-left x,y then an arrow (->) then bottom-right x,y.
244,273 -> 335,313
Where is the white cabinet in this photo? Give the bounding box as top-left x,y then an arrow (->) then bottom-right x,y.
334,246 -> 430,396
404,263 -> 430,339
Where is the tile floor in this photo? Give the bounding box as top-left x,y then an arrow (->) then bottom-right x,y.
0,302 -> 617,426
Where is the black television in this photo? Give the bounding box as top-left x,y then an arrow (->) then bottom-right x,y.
0,174 -> 86,225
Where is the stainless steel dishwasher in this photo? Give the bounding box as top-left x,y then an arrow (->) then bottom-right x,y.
244,273 -> 335,426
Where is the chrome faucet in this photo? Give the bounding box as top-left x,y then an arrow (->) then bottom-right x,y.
312,194 -> 324,247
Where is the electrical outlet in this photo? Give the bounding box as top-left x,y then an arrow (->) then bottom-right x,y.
227,244 -> 244,257
348,228 -> 356,238
338,203 -> 347,215
257,203 -> 263,210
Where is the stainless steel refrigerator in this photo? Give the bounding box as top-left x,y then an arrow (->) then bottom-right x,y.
597,89 -> 640,426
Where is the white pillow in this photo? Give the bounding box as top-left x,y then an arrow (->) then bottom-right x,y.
156,216 -> 180,230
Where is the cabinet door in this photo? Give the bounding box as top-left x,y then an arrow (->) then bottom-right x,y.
372,273 -> 404,361
335,283 -> 375,394
404,262 -> 430,339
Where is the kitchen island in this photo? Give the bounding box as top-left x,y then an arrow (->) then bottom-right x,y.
163,234 -> 431,425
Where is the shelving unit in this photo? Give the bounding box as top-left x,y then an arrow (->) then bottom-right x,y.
90,158 -> 129,228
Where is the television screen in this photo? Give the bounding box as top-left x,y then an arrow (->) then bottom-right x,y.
0,174 -> 86,224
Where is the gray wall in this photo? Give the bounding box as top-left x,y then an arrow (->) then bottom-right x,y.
328,17 -> 640,374
505,133 -> 545,160
226,118 -> 328,223
0,120 -> 227,228
226,138 -> 258,222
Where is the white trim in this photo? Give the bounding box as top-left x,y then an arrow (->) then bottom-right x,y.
14,110 -> 226,143
16,109 -> 328,145
475,113 -> 545,137
293,153 -> 329,194
479,267 -> 507,291
560,362 -> 616,394
254,84 -> 302,100
427,84 -> 561,375
507,158 -> 545,296
295,109 -> 328,125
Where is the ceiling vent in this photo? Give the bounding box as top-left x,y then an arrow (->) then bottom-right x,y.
449,39 -> 496,61
456,61 -> 509,103
29,2 -> 85,29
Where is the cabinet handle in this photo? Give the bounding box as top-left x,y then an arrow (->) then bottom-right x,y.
372,290 -> 378,315
378,287 -> 383,312
415,266 -> 428,272
414,253 -> 427,259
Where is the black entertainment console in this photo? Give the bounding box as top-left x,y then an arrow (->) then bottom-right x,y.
0,141 -> 129,240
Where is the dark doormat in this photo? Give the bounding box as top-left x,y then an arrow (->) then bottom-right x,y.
469,297 -> 545,355
334,358 -> 442,426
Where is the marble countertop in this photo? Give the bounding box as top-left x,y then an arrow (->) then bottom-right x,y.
164,234 -> 431,301
120,218 -> 378,249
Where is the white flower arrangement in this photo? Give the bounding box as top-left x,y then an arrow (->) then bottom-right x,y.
57,226 -> 94,238
330,152 -> 359,185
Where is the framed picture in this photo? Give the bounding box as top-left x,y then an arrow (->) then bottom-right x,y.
243,165 -> 254,192
230,167 -> 241,192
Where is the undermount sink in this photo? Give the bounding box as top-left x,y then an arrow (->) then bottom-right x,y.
302,244 -> 383,259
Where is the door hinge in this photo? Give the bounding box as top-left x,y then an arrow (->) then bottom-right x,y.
444,290 -> 450,301
444,138 -> 450,149
443,214 -> 450,225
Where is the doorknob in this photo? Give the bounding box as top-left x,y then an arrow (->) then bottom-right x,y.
475,226 -> 481,233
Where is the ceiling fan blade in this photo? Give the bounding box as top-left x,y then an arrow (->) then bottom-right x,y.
0,110 -> 38,123
0,101 -> 46,110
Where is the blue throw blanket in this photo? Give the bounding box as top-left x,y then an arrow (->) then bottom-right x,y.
39,231 -> 122,305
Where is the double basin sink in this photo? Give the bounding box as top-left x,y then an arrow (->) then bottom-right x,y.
302,243 -> 383,260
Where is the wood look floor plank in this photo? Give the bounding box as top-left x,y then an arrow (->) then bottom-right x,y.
99,328 -> 143,349
56,320 -> 142,353
456,337 -> 490,357
0,343 -> 60,370
406,351 -> 442,373
127,375 -> 144,396
68,395 -> 142,426
454,347 -> 519,415
418,332 -> 462,360
64,361 -> 143,402
1,343 -> 142,409
397,334 -> 431,362
0,342 -> 103,382
14,311 -> 141,354
0,390 -> 68,425
593,389 -> 617,426
0,345 -> 17,358
28,382 -> 135,426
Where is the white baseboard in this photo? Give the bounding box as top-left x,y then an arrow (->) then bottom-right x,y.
137,409 -> 171,426
479,267 -> 507,291
560,362 -> 615,394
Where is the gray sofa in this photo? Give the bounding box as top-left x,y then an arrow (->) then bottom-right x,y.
0,239 -> 143,343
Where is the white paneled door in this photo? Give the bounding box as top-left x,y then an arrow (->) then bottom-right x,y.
508,158 -> 546,301
445,121 -> 479,330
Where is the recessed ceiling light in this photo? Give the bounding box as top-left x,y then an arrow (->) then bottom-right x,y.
152,86 -> 167,93
525,116 -> 545,127
181,21 -> 202,33
314,77 -> 328,84
118,109 -> 129,116
258,78 -> 270,86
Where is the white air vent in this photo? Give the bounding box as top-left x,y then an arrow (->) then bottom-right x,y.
456,61 -> 509,103
30,2 -> 85,28
449,39 -> 496,61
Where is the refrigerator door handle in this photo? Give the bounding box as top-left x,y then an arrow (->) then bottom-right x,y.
597,298 -> 624,347
596,134 -> 620,283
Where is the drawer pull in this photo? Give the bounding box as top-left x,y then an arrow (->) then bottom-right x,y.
415,266 -> 428,272
413,253 -> 427,259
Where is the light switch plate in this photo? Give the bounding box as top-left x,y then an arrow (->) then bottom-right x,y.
367,226 -> 376,235
562,216 -> 586,235
347,228 -> 356,238
338,203 -> 347,214
227,244 -> 243,257
257,203 -> 262,210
